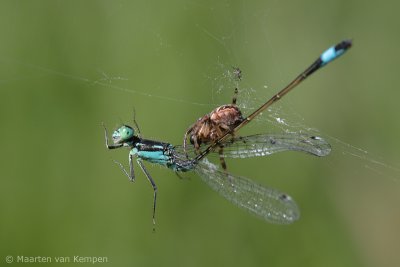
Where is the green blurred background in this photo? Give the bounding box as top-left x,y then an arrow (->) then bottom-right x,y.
1,0 -> 399,266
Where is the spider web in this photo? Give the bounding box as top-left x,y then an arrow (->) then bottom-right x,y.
2,2 -> 399,267
1,3 -> 398,184
203,56 -> 400,182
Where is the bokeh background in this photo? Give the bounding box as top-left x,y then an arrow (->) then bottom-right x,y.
1,1 -> 399,266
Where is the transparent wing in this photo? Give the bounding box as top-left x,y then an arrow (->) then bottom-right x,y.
220,133 -> 331,158
176,133 -> 331,159
195,159 -> 300,224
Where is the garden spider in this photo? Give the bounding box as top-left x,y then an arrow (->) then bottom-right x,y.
183,87 -> 244,170
185,40 -> 352,171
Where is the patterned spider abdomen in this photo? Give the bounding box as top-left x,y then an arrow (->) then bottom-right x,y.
187,104 -> 244,149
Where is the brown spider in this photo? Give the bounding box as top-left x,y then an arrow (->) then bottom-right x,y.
184,41 -> 353,170
184,88 -> 244,170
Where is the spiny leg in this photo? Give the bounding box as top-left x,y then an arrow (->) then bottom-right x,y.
232,66 -> 240,104
218,146 -> 235,187
186,129 -> 201,156
113,154 -> 135,182
132,108 -> 142,138
136,159 -> 158,230
218,146 -> 227,171
232,88 -> 238,105
102,123 -> 123,149
183,127 -> 194,158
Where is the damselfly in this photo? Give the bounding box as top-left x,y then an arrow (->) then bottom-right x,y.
185,40 -> 352,167
103,121 -> 331,227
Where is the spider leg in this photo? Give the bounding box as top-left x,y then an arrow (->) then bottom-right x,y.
232,87 -> 238,105
183,126 -> 194,157
218,146 -> 227,171
193,136 -> 201,154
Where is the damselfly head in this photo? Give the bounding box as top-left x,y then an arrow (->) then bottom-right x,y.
112,125 -> 135,143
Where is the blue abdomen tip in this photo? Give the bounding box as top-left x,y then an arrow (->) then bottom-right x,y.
321,40 -> 352,65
